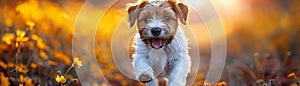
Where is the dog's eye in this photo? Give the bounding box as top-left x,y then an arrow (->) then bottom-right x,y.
164,16 -> 170,22
144,17 -> 150,23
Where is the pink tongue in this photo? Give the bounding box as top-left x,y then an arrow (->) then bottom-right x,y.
151,38 -> 162,48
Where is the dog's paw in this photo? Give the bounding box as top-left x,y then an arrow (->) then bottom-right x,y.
138,72 -> 153,83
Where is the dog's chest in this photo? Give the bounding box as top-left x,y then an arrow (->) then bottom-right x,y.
148,49 -> 170,76
148,47 -> 176,76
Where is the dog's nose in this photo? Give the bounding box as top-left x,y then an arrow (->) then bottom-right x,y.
151,27 -> 161,36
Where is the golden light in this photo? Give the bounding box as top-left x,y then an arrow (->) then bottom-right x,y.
211,0 -> 249,16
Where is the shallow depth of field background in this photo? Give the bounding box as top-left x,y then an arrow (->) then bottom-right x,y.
0,0 -> 300,86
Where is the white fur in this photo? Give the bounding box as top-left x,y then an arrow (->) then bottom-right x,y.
145,1 -> 173,10
149,1 -> 163,6
132,26 -> 191,86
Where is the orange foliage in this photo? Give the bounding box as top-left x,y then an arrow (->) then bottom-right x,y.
53,51 -> 72,65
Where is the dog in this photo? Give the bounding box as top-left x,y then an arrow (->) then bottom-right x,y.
127,0 -> 191,86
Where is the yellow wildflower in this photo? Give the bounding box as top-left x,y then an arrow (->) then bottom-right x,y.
7,62 -> 15,68
15,43 -> 19,48
16,30 -> 29,41
2,33 -> 15,45
16,30 -> 25,38
30,63 -> 37,69
20,75 -> 24,84
31,34 -> 49,50
39,51 -> 48,60
48,60 -> 58,66
288,72 -> 296,78
26,21 -> 35,29
20,75 -> 33,86
0,61 -> 7,69
24,78 -> 33,86
55,75 -> 66,83
15,36 -> 29,42
15,30 -> 29,47
0,73 -> 10,86
37,41 -> 48,50
73,57 -> 82,68
15,64 -> 29,73
31,35 -> 41,41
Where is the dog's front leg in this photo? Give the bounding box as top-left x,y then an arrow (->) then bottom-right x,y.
133,54 -> 156,85
168,56 -> 191,86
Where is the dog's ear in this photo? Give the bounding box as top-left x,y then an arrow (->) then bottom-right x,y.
127,1 -> 148,28
177,3 -> 188,25
127,5 -> 138,28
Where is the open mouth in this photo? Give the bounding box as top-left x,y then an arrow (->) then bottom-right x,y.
150,38 -> 163,49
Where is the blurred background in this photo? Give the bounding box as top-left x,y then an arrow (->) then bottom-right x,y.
0,0 -> 300,86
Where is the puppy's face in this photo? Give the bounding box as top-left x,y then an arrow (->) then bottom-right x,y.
127,1 -> 188,49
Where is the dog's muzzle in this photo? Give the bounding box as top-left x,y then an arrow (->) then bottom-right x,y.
150,27 -> 163,49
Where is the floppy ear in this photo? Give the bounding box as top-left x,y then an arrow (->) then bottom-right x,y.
127,5 -> 139,28
177,3 -> 189,25
127,1 -> 148,28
